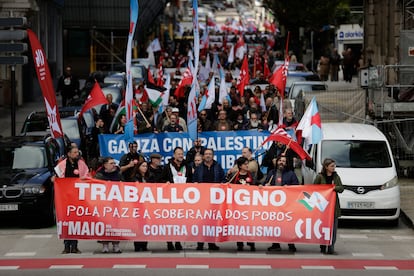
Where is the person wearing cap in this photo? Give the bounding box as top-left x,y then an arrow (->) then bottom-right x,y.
148,153 -> 164,183
119,141 -> 145,182
171,107 -> 188,131
161,147 -> 193,251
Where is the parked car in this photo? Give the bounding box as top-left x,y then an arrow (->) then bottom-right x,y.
286,71 -> 320,95
131,63 -> 148,85
302,123 -> 400,225
20,111 -> 91,162
287,81 -> 328,117
0,135 -> 63,227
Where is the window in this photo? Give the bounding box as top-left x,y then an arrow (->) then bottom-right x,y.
13,146 -> 47,169
321,140 -> 392,168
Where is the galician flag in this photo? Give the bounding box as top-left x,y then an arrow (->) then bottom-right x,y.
296,97 -> 323,149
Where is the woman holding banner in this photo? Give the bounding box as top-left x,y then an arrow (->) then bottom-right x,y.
131,160 -> 150,251
227,157 -> 256,252
313,158 -> 344,255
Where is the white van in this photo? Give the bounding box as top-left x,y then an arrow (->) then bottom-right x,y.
302,123 -> 400,224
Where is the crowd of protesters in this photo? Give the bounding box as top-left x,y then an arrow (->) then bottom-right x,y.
56,28 -> 347,255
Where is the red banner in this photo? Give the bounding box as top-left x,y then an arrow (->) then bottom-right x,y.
27,29 -> 63,139
55,179 -> 336,245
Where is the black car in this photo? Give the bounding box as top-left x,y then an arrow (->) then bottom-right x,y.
0,135 -> 62,227
20,110 -> 90,162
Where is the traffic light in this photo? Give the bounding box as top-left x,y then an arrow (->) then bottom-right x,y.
0,17 -> 28,65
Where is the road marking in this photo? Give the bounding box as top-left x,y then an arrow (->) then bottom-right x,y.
176,265 -> 209,269
339,234 -> 368,239
240,265 -> 271,269
5,252 -> 36,257
364,266 -> 398,270
391,235 -> 414,240
49,265 -> 83,269
302,266 -> 335,270
113,264 -> 146,269
24,234 -> 53,239
0,266 -> 19,270
352,253 -> 384,257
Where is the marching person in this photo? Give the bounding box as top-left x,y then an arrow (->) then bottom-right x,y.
227,157 -> 256,252
161,147 -> 193,251
131,160 -> 151,251
193,148 -> 225,251
148,153 -> 164,183
314,158 -> 344,255
53,145 -> 89,254
264,155 -> 299,253
119,141 -> 145,182
94,157 -> 122,253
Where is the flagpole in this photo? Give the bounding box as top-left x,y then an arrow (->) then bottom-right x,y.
283,139 -> 292,155
136,105 -> 151,126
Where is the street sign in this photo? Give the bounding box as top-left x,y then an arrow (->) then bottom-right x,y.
0,17 -> 27,27
0,56 -> 28,64
0,43 -> 27,52
0,30 -> 27,41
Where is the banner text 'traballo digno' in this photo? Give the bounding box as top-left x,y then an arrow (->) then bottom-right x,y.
55,179 -> 336,245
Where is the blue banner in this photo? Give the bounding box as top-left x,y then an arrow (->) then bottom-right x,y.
98,130 -> 270,171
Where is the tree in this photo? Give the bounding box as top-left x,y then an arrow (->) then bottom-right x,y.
263,0 -> 344,32
263,0 -> 351,61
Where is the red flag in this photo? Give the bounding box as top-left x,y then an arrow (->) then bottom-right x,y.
147,68 -> 155,84
27,29 -> 63,139
174,67 -> 193,99
269,60 -> 288,98
79,81 -> 107,116
237,56 -> 250,97
264,57 -> 271,79
263,128 -> 311,160
157,57 -> 164,87
253,50 -> 262,77
235,35 -> 246,60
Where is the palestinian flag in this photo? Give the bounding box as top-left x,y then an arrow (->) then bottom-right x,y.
145,85 -> 163,107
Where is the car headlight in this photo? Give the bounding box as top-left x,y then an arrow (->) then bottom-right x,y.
23,185 -> 46,194
381,176 -> 398,190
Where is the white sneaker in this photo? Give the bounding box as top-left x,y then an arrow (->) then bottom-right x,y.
102,245 -> 109,253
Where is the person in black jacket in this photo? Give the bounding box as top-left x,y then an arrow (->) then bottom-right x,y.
95,157 -> 122,253
119,141 -> 145,182
193,148 -> 225,251
264,155 -> 299,253
56,65 -> 79,107
148,153 -> 164,183
160,147 -> 193,251
186,138 -> 205,164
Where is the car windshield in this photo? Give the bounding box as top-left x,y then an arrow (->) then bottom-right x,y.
321,140 -> 392,168
131,66 -> 144,80
12,146 -> 47,169
286,76 -> 306,89
61,119 -> 80,140
290,84 -> 326,98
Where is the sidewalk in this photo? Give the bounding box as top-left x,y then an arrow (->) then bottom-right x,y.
0,97 -> 45,137
0,96 -> 413,228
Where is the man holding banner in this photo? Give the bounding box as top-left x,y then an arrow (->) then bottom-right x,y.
193,148 -> 225,251
264,155 -> 299,253
54,145 -> 89,254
